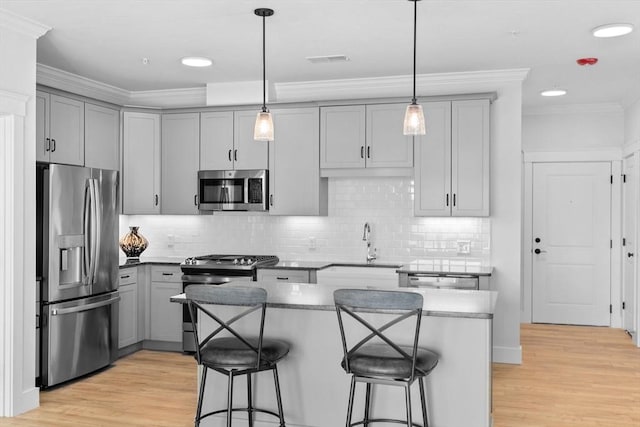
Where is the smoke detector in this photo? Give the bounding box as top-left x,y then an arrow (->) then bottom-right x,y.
576,57 -> 598,66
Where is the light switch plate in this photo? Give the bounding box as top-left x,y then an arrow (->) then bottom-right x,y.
457,240 -> 471,255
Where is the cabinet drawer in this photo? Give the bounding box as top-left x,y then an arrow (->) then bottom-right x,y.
151,266 -> 182,282
118,268 -> 138,286
258,269 -> 310,283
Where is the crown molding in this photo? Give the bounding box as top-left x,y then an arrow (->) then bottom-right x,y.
37,64 -> 129,106
0,8 -> 50,39
127,87 -> 206,109
274,69 -> 530,102
523,102 -> 624,116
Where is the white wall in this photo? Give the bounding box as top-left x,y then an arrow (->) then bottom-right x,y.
0,9 -> 49,417
523,105 -> 624,152
625,97 -> 640,147
120,177 -> 491,265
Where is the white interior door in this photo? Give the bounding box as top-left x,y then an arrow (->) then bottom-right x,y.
532,162 -> 611,326
623,155 -> 637,334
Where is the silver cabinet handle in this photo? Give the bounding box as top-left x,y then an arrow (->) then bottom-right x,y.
234,149 -> 238,162
360,146 -> 364,159
367,146 -> 371,158
228,149 -> 232,162
155,194 -> 159,206
120,275 -> 130,279
45,137 -> 51,152
51,139 -> 56,152
276,277 -> 289,281
453,193 -> 456,207
194,195 -> 198,206
446,194 -> 449,207
162,272 -> 174,276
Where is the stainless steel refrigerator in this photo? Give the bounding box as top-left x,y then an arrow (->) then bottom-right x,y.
37,163 -> 120,388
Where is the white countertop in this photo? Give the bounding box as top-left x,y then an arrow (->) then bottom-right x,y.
172,280 -> 498,319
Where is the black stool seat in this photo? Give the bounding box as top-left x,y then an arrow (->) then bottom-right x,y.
200,337 -> 290,368
343,343 -> 438,379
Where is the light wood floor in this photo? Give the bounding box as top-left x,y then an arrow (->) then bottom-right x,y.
1,324 -> 638,426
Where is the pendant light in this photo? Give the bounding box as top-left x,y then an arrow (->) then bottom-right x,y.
403,0 -> 426,135
254,8 -> 274,141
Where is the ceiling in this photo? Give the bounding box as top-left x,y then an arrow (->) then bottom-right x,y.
3,0 -> 640,109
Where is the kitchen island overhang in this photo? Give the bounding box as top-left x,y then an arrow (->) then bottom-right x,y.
172,281 -> 497,427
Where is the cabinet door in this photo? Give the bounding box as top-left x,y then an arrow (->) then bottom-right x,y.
269,108 -> 327,215
200,111 -> 234,170
35,91 -> 50,162
320,105 -> 366,169
122,112 -> 161,214
85,103 -> 119,170
149,281 -> 182,342
161,113 -> 200,214
118,283 -> 138,348
451,99 -> 490,217
233,110 -> 269,170
365,103 -> 413,168
49,94 -> 85,166
414,101 -> 452,216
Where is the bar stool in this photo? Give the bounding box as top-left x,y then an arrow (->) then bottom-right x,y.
185,285 -> 289,427
333,289 -> 439,427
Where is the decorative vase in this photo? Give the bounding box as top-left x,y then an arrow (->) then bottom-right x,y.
119,226 -> 149,259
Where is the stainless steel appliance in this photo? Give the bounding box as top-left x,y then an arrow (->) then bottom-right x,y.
399,273 -> 479,290
37,164 -> 120,388
180,254 -> 279,352
197,169 -> 269,212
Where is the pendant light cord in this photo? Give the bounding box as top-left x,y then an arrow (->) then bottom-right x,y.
262,13 -> 267,112
412,0 -> 417,104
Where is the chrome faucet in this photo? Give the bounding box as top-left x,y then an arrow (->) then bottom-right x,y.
362,222 -> 377,264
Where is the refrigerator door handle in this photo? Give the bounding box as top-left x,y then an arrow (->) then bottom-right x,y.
87,179 -> 98,285
92,178 -> 102,283
83,182 -> 91,284
51,295 -> 120,316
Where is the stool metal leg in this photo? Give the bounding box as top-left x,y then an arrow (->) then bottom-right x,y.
272,365 -> 286,427
363,383 -> 372,427
346,376 -> 356,427
404,383 -> 412,427
195,367 -> 208,427
419,377 -> 429,427
226,371 -> 235,427
247,372 -> 254,427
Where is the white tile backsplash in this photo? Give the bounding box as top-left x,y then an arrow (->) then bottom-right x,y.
119,177 -> 490,264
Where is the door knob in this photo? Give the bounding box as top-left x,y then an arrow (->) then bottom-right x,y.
535,237 -> 541,243
628,252 -> 634,258
534,248 -> 547,254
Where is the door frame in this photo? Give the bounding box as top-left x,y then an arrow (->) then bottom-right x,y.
522,150 -> 622,327
622,152 -> 639,344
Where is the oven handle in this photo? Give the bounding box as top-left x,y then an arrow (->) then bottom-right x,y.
181,274 -> 253,285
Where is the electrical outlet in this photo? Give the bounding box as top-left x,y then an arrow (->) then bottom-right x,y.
457,240 -> 471,255
167,234 -> 175,248
308,236 -> 316,249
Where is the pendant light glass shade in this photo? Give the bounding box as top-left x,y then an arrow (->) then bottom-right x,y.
254,8 -> 274,141
254,110 -> 274,141
403,102 -> 426,135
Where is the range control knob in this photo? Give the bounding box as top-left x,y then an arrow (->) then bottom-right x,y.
233,258 -> 239,265
246,258 -> 253,264
240,258 -> 246,265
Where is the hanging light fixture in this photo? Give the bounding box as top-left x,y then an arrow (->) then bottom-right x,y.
403,0 -> 426,135
254,8 -> 275,141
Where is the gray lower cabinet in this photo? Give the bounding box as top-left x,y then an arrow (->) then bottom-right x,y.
118,267 -> 138,349
257,268 -> 311,283
148,266 -> 182,343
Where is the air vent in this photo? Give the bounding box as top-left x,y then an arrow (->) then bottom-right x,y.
306,55 -> 350,64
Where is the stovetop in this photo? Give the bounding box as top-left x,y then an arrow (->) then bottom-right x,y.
181,254 -> 279,271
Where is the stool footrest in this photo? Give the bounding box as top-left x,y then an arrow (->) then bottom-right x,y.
350,419 -> 423,427
197,406 -> 283,422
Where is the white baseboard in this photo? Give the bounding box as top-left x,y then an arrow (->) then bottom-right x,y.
493,345 -> 522,364
13,387 -> 39,416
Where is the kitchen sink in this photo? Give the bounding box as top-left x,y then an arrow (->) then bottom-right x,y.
326,262 -> 403,269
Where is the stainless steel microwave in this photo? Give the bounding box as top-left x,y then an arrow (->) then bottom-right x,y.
197,169 -> 268,211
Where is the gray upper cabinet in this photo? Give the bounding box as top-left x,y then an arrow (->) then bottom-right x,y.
365,103 -> 413,168
200,110 -> 268,170
233,110 -> 269,170
36,91 -> 85,166
415,99 -> 490,217
122,111 -> 161,215
269,108 -> 327,216
200,111 -> 234,170
320,103 -> 413,173
85,103 -> 119,171
161,113 -> 200,214
320,105 -> 366,169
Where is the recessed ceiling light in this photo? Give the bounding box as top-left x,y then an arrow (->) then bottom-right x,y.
540,89 -> 567,97
181,57 -> 212,67
592,23 -> 634,38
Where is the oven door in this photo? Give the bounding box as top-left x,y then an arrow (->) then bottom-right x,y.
181,274 -> 253,353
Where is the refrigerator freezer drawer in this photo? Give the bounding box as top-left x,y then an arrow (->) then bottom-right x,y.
41,292 -> 120,388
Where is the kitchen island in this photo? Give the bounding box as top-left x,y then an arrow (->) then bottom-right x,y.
173,281 -> 497,427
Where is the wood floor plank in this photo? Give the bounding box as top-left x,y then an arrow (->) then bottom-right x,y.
1,324 -> 638,426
